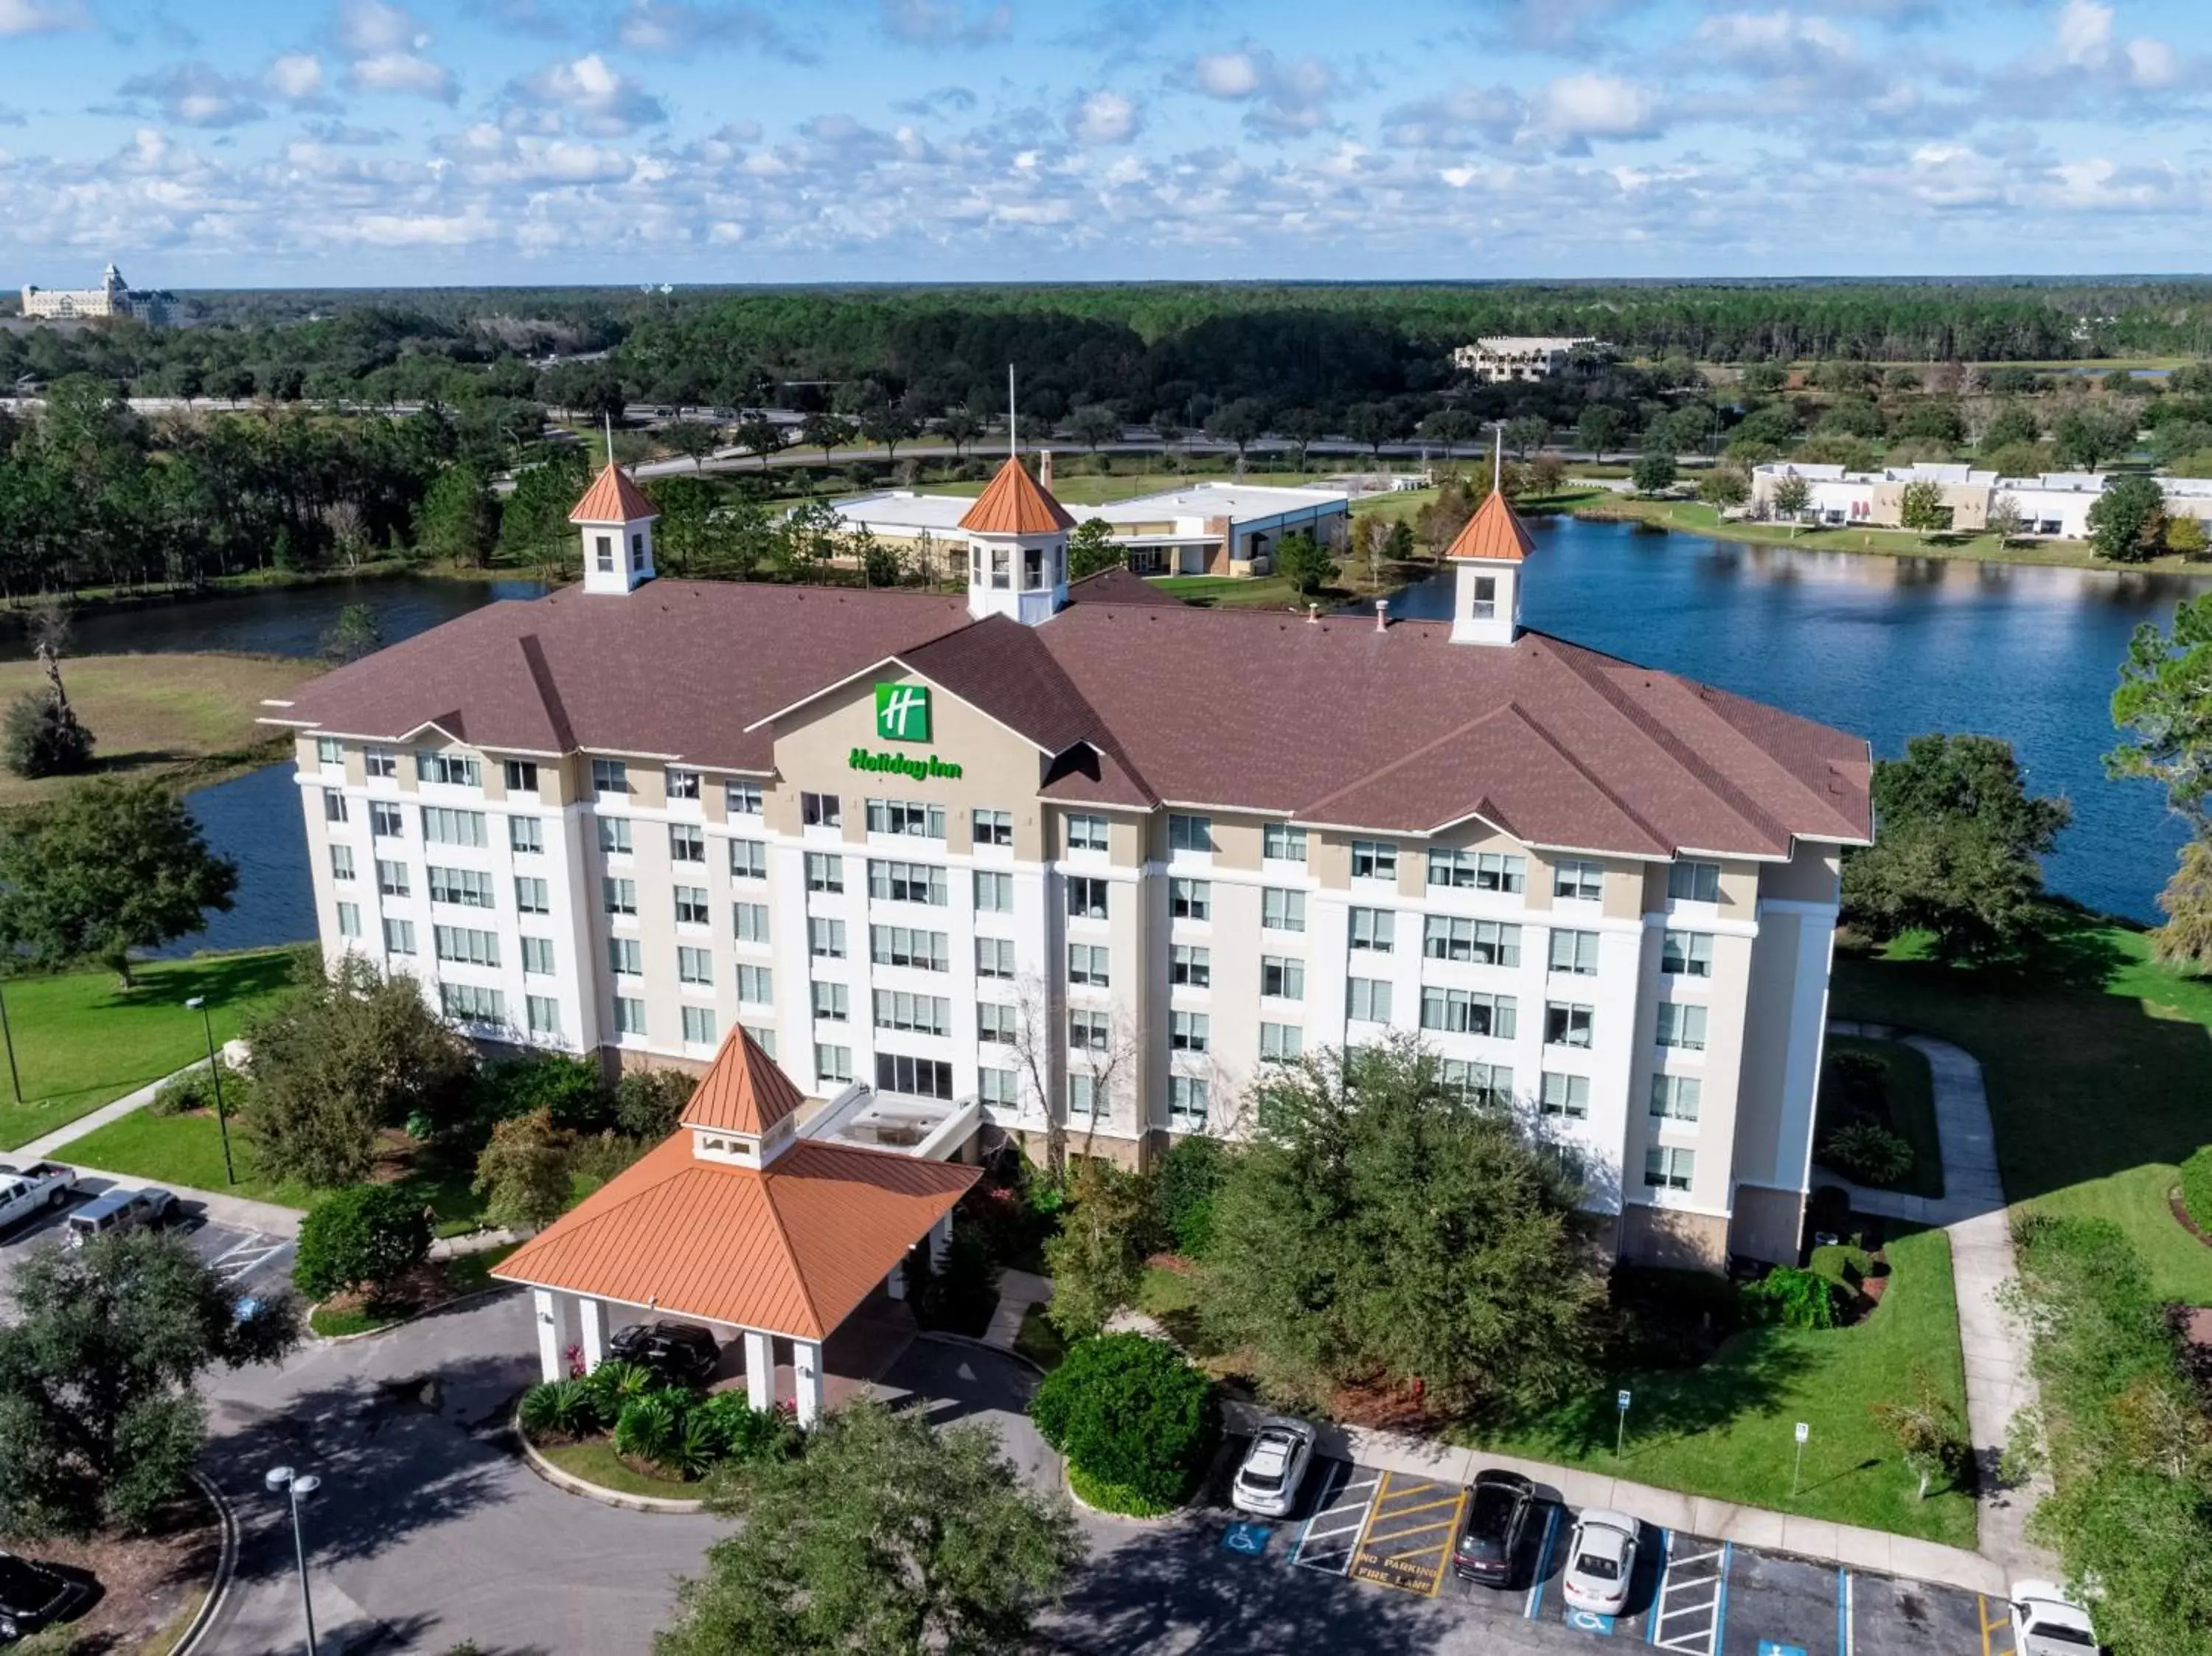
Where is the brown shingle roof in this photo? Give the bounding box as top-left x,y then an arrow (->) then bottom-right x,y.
1446,491 -> 1536,563
571,463 -> 658,525
681,1027 -> 805,1135
958,457 -> 1077,535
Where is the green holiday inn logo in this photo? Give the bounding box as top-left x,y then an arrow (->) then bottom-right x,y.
875,683 -> 931,744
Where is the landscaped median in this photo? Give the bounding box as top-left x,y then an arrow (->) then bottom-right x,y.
515,1360 -> 804,1503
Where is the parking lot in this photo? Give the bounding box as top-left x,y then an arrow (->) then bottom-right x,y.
0,1173 -> 295,1307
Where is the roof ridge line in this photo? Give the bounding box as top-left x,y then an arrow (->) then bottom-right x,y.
1495,700 -> 1672,853
1295,704 -> 1517,820
759,1164 -> 827,1337
516,633 -> 575,752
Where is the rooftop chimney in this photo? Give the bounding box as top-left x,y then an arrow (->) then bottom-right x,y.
1306,602 -> 1320,625
1374,598 -> 1389,634
1039,449 -> 1054,490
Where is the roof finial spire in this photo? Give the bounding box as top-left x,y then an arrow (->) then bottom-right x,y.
604,414 -> 616,471
1492,423 -> 1503,495
1006,363 -> 1017,461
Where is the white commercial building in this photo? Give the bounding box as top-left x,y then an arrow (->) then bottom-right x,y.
1752,461 -> 2212,539
1452,336 -> 1599,382
19,262 -> 170,325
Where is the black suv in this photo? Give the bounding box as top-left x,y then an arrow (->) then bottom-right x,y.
607,1320 -> 720,1386
1453,1469 -> 1537,1587
0,1550 -> 82,1643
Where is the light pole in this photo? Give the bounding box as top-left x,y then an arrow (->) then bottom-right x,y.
264,1466 -> 323,1656
0,974 -> 19,1107
184,995 -> 234,1186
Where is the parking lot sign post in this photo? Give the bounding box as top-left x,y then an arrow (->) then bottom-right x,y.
1792,1421 -> 1809,1500
1615,1389 -> 1632,1460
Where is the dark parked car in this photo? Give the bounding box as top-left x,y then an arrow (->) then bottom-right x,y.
0,1550 -> 81,1643
1453,1469 -> 1537,1586
607,1320 -> 719,1385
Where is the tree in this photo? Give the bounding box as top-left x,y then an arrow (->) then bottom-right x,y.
2169,515 -> 2211,559
1897,479 -> 1951,537
1066,517 -> 1121,581
1768,471 -> 1810,529
414,464 -> 498,566
1,694 -> 92,779
474,1108 -> 577,1233
1203,397 -> 1265,462
243,956 -> 476,1187
1503,415 -> 1550,459
1277,406 -> 1326,469
1576,405 -> 1625,462
1869,1366 -> 1969,1500
657,1398 -> 1082,1656
734,412 -> 785,468
1979,400 -> 2040,454
293,1183 -> 433,1301
2087,472 -> 2166,563
1696,466 -> 1749,509
2052,406 -> 2135,472
2110,592 -> 2212,838
1198,1037 -> 1603,1413
321,601 -> 383,664
1984,494 -> 2026,549
501,446 -> 591,578
2151,839 -> 2212,971
1029,1333 -> 1214,1513
1041,1159 -> 1155,1340
1419,407 -> 1479,450
0,1229 -> 297,1536
1065,405 -> 1120,453
934,408 -> 982,460
1528,453 -> 1566,497
0,779 -> 235,987
1342,402 -> 1401,460
660,420 -> 720,471
858,404 -> 919,464
1631,449 -> 1677,495
1273,529 -> 1335,595
797,411 -> 857,468
1840,733 -> 2071,960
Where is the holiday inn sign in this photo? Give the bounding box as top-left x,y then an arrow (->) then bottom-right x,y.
850,682 -> 962,780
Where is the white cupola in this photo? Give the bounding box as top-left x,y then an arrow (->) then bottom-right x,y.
1444,436 -> 1536,645
568,456 -> 659,596
958,456 -> 1074,625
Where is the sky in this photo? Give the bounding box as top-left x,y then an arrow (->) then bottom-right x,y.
1,0 -> 2210,287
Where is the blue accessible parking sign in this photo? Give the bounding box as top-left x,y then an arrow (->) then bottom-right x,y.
1758,1643 -> 1807,1656
1564,1607 -> 1615,1635
1222,1521 -> 1273,1559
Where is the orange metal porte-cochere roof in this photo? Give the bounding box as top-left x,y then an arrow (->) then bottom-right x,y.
958,456 -> 1078,535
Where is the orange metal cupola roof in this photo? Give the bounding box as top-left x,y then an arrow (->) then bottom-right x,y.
569,462 -> 659,526
681,1027 -> 807,1135
958,456 -> 1077,535
1446,489 -> 1537,563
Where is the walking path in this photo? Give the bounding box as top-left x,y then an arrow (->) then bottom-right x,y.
984,1267 -> 1054,1352
12,1063 -> 195,1162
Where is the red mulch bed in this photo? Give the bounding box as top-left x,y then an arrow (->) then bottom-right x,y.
3,1492 -> 218,1655
1329,1372 -> 1462,1436
316,1257 -> 455,1326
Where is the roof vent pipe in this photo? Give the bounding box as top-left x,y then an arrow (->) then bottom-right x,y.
1374,598 -> 1389,633
1306,602 -> 1319,625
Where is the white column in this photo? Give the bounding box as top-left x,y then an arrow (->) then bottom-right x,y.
744,1330 -> 774,1412
532,1289 -> 566,1383
929,1212 -> 952,1268
885,1259 -> 907,1301
577,1296 -> 608,1372
792,1340 -> 824,1427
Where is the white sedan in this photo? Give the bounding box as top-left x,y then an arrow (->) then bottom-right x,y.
1230,1421 -> 1315,1518
2009,1580 -> 2098,1654
1560,1509 -> 1640,1617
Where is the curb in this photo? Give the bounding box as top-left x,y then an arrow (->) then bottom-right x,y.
310,1284 -> 512,1346
510,1409 -> 706,1514
1062,1471 -> 1188,1528
168,1470 -> 237,1656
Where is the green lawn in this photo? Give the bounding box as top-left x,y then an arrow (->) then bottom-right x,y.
1832,913 -> 2212,1302
1476,1226 -> 1975,1547
59,1107 -> 319,1206
1812,1036 -> 1944,1200
533,1436 -> 700,1500
0,950 -> 298,1150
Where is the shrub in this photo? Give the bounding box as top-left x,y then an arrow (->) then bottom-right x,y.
1741,1264 -> 1840,1330
519,1378 -> 603,1440
613,1068 -> 693,1140
1029,1332 -> 1216,1511
1826,1048 -> 1890,1112
1820,1119 -> 1915,1186
150,1065 -> 226,1118
1809,1242 -> 1876,1292
1,691 -> 93,779
914,1220 -> 1001,1337
571,1130 -> 653,1189
695,1390 -> 804,1466
292,1183 -> 432,1301
2181,1144 -> 2212,1233
583,1358 -> 655,1417
472,1108 -> 576,1233
1155,1135 -> 1231,1258
1869,1366 -> 1970,1500
471,1052 -> 609,1138
613,1388 -> 692,1467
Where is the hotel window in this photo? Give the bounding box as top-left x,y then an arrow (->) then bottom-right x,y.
872,925 -> 949,972
504,759 -> 539,796
1065,813 -> 1108,853
591,759 -> 629,798
1169,1076 -> 1208,1130
527,995 -> 560,1037
1066,876 -> 1110,921
1658,1002 -> 1708,1052
336,902 -> 361,940
729,839 -> 767,879
1644,1146 -> 1695,1192
801,790 -> 841,829
330,845 -> 355,883
417,751 -> 480,787
1427,848 -> 1526,893
978,1002 -> 1018,1046
1652,1074 -> 1703,1122
1170,1011 -> 1210,1053
737,965 -> 773,1004
435,925 -> 499,967
870,860 -> 948,906
976,937 -> 1016,978
1441,1059 -> 1513,1109
1470,574 -> 1498,622
681,1006 -> 716,1046
1067,1073 -> 1099,1119
1662,931 -> 1715,978
1261,956 -> 1304,1000
514,876 -> 550,915
608,937 -> 642,976
1352,840 -> 1398,881
429,866 -> 495,908
364,748 -> 397,780
1420,988 -> 1516,1038
804,852 -> 844,893
1426,916 -> 1520,967
813,981 -> 849,1022
1668,860 -> 1722,904
598,817 -> 633,856
443,984 -> 506,1024
877,1051 -> 955,1100
726,781 -> 764,817
509,816 -> 543,855
613,996 -> 647,1037
1545,1003 -> 1594,1048
733,902 -> 770,945
602,877 -> 637,917
316,737 -> 342,768
1169,944 -> 1208,989
1553,858 -> 1604,902
678,947 -> 714,987
1262,888 -> 1306,933
874,992 -> 951,1036
1169,879 -> 1210,922
423,808 -> 487,848
669,824 -> 706,864
595,534 -> 614,574
867,799 -> 945,838
974,871 -> 1012,914
1168,813 -> 1214,854
978,1067 -> 1018,1107
1347,907 -> 1395,953
375,859 -> 411,897
383,918 -> 416,956
742,1024 -> 776,1060
674,886 -> 711,926
809,918 -> 848,959
1070,1009 -> 1112,1051
1345,978 -> 1393,1024
1071,943 -> 1112,987
817,1044 -> 853,1086
1259,1021 -> 1304,1062
1262,821 -> 1307,863
323,789 -> 348,824
973,808 -> 1014,847
370,801 -> 405,839
1548,930 -> 1601,975
521,936 -> 555,975
1540,1073 -> 1590,1119
665,767 -> 701,801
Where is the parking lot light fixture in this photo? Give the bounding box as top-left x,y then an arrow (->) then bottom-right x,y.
264,1464 -> 323,1656
0,973 -> 20,1106
184,995 -> 235,1186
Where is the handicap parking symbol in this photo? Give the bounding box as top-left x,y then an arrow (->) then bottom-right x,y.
1221,1521 -> 1273,1558
1756,1645 -> 1806,1656
1565,1608 -> 1616,1635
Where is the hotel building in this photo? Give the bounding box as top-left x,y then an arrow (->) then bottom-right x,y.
268,453 -> 1871,1272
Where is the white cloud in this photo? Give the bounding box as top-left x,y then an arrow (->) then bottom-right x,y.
1697,10 -> 1857,73
1187,42 -> 1340,139
1069,88 -> 1138,145
879,0 -> 1011,49
265,53 -> 327,102
1540,73 -> 1662,142
336,0 -> 455,100
0,0 -> 86,34
616,1 -> 814,62
2056,0 -> 2110,66
115,63 -> 267,128
506,54 -> 667,137
1194,50 -> 1260,99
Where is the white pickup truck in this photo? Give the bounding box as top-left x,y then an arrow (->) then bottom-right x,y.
0,1161 -> 79,1230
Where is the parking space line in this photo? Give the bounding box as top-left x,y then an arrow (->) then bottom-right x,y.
1292,1461 -> 1380,1577
1646,1528 -> 1671,1644
1650,1534 -> 1729,1655
1526,1503 -> 1562,1619
1837,1568 -> 1852,1656
1980,1595 -> 2014,1656
1347,1472 -> 1466,1598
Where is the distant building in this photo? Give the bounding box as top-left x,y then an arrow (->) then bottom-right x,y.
1453,336 -> 1599,383
1750,461 -> 2212,539
20,262 -> 170,326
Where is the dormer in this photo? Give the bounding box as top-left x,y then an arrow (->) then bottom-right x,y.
959,456 -> 1075,625
679,1028 -> 806,1169
1444,489 -> 1536,646
569,462 -> 659,596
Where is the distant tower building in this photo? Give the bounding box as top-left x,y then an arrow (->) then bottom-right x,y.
20,262 -> 171,325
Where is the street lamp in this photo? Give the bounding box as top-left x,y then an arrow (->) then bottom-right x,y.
264,1465 -> 323,1656
0,974 -> 19,1107
183,995 -> 234,1186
